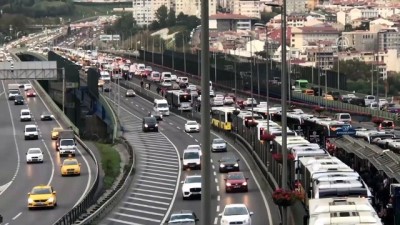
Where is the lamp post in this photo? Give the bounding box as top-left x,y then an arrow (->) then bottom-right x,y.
183,34 -> 187,74
152,37 -> 155,63
265,2 -> 288,225
172,38 -> 176,70
214,51 -> 217,84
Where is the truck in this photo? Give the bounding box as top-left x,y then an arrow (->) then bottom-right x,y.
56,130 -> 76,156
8,83 -> 20,100
166,90 -> 192,111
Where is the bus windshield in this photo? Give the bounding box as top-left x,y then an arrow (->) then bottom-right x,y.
295,80 -> 308,89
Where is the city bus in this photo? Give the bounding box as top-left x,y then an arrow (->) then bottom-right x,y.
211,107 -> 235,131
294,79 -> 309,90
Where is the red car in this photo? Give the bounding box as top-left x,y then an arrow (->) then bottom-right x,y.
141,69 -> 152,78
224,172 -> 248,193
26,90 -> 36,97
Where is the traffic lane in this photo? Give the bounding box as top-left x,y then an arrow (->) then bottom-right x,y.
0,84 -> 19,188
107,85 -> 221,223
2,85 -> 96,225
0,94 -> 55,225
111,82 -> 274,225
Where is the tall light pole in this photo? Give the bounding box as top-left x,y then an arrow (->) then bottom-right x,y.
62,68 -> 65,113
152,37 -> 154,63
214,51 -> 217,84
172,38 -> 175,70
265,2 -> 288,225
200,0 -> 211,224
183,34 -> 187,74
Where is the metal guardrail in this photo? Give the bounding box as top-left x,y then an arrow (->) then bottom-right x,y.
105,50 -> 398,121
99,93 -> 119,142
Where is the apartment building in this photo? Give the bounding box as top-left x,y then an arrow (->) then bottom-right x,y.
132,0 -> 216,25
378,29 -> 400,52
229,0 -> 263,19
175,0 -> 217,17
290,24 -> 340,49
287,0 -> 308,14
341,30 -> 378,52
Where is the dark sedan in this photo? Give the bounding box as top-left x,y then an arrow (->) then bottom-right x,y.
218,155 -> 240,173
14,95 -> 24,105
41,111 -> 54,121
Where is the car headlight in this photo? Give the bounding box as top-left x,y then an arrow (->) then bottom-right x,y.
183,162 -> 188,165
155,124 -> 158,127
48,197 -> 54,202
220,164 -> 225,167
41,115 -> 44,118
28,198 -> 33,203
145,124 -> 148,127
234,163 -> 239,167
196,162 -> 200,165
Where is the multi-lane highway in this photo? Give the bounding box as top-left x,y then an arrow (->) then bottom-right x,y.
0,80 -> 97,225
99,80 -> 280,225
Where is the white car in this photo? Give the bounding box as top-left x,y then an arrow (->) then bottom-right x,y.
223,96 -> 235,105
187,84 -> 197,91
181,175 -> 202,200
24,84 -> 32,91
211,138 -> 227,152
20,109 -> 32,121
24,124 -> 39,140
185,120 -> 200,133
182,149 -> 201,170
187,144 -> 202,156
219,204 -> 253,225
26,148 -> 44,163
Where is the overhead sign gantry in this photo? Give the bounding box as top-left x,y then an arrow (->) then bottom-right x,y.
0,62 -> 58,80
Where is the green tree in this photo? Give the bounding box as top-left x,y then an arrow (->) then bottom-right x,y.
155,5 -> 168,28
331,59 -> 372,82
167,8 -> 176,27
104,13 -> 139,40
260,10 -> 277,24
175,30 -> 190,48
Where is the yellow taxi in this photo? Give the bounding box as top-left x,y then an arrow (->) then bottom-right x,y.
61,156 -> 81,176
322,94 -> 334,101
28,185 -> 57,209
51,127 -> 63,140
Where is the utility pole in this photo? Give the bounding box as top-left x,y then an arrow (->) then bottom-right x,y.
183,34 -> 187,74
62,68 -> 65,113
200,0 -> 211,223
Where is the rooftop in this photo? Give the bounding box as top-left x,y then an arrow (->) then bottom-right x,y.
210,13 -> 256,20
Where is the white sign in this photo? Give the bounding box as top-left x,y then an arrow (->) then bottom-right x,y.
112,35 -> 120,41
99,35 -> 112,41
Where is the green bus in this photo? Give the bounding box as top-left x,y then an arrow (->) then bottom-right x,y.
294,79 -> 309,90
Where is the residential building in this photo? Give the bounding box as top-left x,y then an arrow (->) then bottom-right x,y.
378,29 -> 400,53
287,0 -> 308,14
209,13 -> 256,31
230,0 -> 263,19
290,24 -> 340,49
175,0 -> 217,18
341,30 -> 378,52
132,0 -> 153,26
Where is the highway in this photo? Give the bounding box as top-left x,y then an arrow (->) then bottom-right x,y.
99,80 -> 280,225
0,79 -> 97,225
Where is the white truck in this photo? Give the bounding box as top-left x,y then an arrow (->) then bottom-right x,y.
8,83 -> 20,100
56,130 -> 76,156
166,90 -> 192,111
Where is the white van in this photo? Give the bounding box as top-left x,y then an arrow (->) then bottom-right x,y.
161,72 -> 172,82
154,99 -> 170,116
149,71 -> 161,82
20,109 -> 32,121
135,64 -> 145,75
334,113 -> 352,124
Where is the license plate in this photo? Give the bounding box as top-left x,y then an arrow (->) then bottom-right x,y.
36,202 -> 43,205
226,167 -> 232,169
234,185 -> 241,188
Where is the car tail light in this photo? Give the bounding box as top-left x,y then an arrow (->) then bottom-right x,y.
378,124 -> 382,131
226,183 -> 231,186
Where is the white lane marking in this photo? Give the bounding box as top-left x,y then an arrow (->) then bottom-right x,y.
216,186 -> 220,192
132,192 -> 172,200
139,179 -> 175,187
42,139 -> 55,186
144,167 -> 178,174
214,217 -> 218,225
107,217 -> 144,225
128,196 -> 170,205
106,95 -> 182,225
119,206 -> 165,216
194,139 -> 199,142
217,195 -> 221,201
0,91 -> 4,96
188,134 -> 193,138
213,171 -> 216,176
177,127 -> 181,130
216,205 -> 220,212
133,188 -> 174,195
215,178 -> 218,183
31,81 -> 92,207
142,171 -> 177,178
140,175 -> 175,183
0,181 -> 12,194
141,107 -> 145,110
135,104 -> 139,107
146,157 -> 179,166
210,159 -> 213,163
145,164 -> 178,171
12,212 -> 22,220
138,183 -> 175,191
212,165 -> 215,169
114,212 -> 160,222
0,81 -> 21,196
124,201 -> 168,210
169,122 -> 173,125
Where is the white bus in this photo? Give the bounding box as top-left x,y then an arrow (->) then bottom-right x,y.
308,198 -> 381,225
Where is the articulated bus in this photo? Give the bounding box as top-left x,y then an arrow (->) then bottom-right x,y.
211,107 -> 235,131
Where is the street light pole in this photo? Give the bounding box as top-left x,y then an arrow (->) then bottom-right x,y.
152,37 -> 154,63
183,34 -> 187,74
62,68 -> 65,113
214,51 -> 217,84
200,0 -> 211,223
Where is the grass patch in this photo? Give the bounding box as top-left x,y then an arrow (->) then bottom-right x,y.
167,25 -> 187,35
95,143 -> 121,189
67,2 -> 131,22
